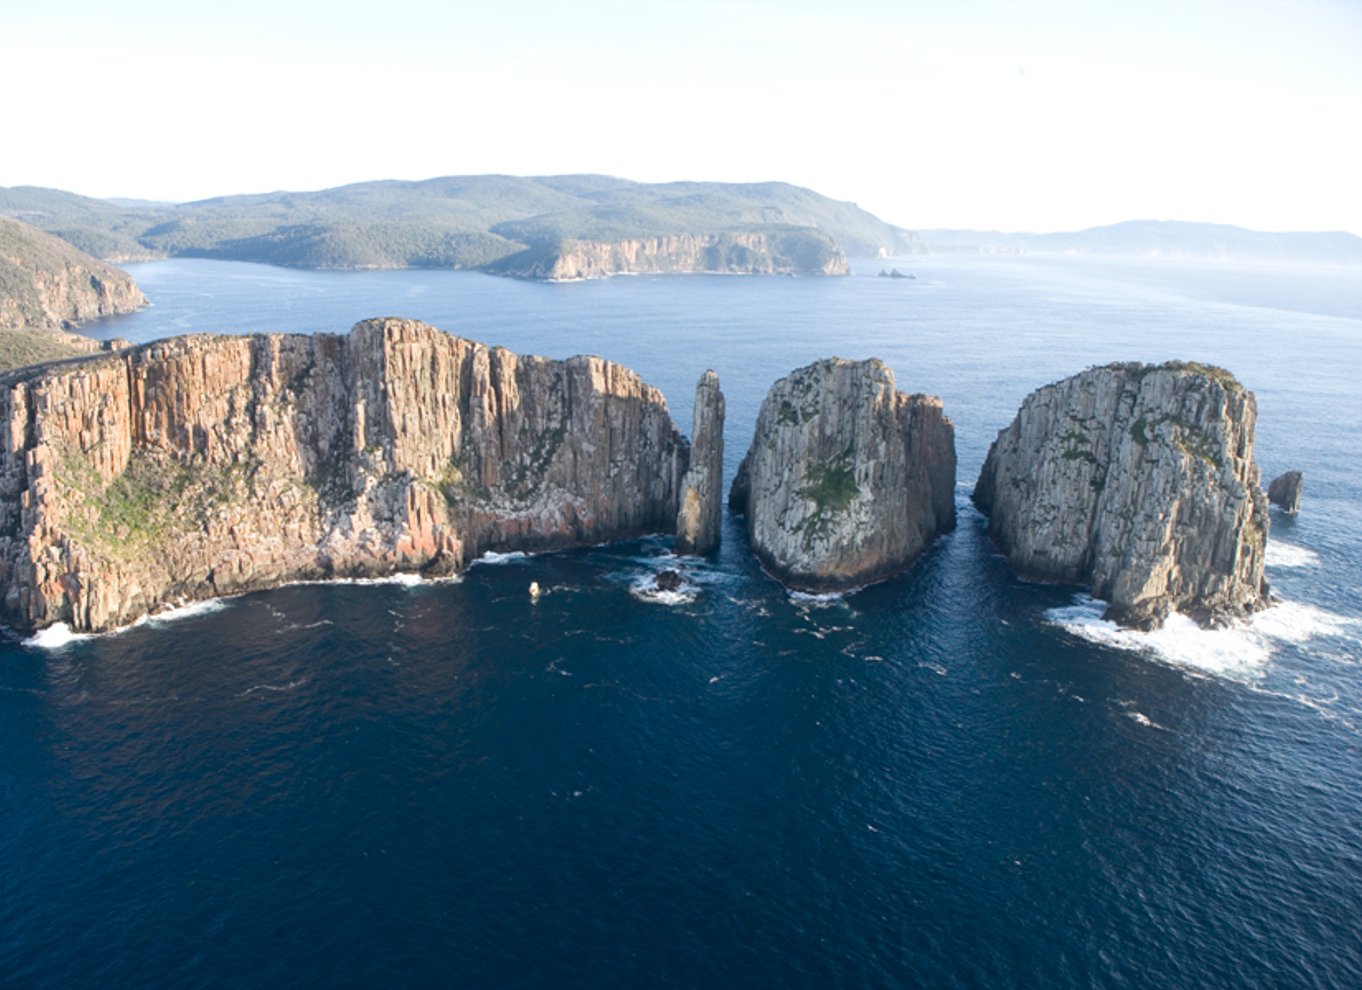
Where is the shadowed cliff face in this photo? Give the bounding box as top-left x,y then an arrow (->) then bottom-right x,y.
0,318 -> 689,633
973,362 -> 1270,629
730,358 -> 956,593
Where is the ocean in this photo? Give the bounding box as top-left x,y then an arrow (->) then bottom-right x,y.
2,256 -> 1359,987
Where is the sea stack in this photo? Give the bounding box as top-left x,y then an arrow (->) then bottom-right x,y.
1267,471 -> 1303,513
972,362 -> 1271,629
729,358 -> 956,592
674,370 -> 725,555
0,318 -> 690,633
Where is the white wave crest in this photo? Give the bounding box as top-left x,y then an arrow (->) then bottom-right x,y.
788,590 -> 845,605
241,678 -> 307,697
1046,595 -> 1359,681
1266,541 -> 1320,569
24,598 -> 232,648
289,571 -> 456,589
1251,600 -> 1359,645
629,574 -> 698,606
471,551 -> 530,567
23,623 -> 90,650
136,598 -> 230,627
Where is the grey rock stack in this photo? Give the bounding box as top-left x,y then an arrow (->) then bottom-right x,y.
675,370 -> 725,555
973,362 -> 1271,629
729,358 -> 956,592
1267,471 -> 1303,513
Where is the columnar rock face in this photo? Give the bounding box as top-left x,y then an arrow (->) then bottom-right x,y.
675,370 -> 725,555
973,362 -> 1271,629
729,358 -> 956,592
504,232 -> 850,280
0,318 -> 689,633
1268,471 -> 1302,513
0,217 -> 147,330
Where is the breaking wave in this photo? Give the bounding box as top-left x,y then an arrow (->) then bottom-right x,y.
1045,594 -> 1358,682
471,551 -> 531,567
23,623 -> 90,650
629,573 -> 698,606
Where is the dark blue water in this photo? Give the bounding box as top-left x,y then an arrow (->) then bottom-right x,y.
3,257 -> 1360,988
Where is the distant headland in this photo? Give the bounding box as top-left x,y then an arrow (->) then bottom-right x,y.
0,175 -> 922,280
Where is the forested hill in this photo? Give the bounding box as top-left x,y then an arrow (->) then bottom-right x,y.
0,216 -> 145,370
0,175 -> 921,274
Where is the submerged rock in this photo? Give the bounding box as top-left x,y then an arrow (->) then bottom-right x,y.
729,358 -> 956,592
654,569 -> 684,592
973,361 -> 1271,630
1267,471 -> 1302,513
0,318 -> 691,633
674,370 -> 725,555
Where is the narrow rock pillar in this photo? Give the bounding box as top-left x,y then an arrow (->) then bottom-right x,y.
675,370 -> 725,554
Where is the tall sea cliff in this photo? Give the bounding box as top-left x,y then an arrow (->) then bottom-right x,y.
0,319 -> 689,633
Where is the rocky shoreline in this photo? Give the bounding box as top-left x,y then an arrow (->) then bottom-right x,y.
0,325 -> 1281,634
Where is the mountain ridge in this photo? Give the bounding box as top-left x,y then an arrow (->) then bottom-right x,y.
0,175 -> 921,277
919,219 -> 1362,263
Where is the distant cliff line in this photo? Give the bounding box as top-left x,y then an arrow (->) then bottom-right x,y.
0,174 -> 922,279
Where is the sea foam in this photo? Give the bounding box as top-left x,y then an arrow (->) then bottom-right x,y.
23,623 -> 91,650
470,551 -> 531,567
629,574 -> 698,606
1045,595 -> 1358,682
1266,541 -> 1320,569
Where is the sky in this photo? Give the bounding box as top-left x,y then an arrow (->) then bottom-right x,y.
3,0 -> 1360,234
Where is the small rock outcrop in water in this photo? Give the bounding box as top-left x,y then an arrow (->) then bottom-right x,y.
972,361 -> 1271,630
0,318 -> 690,633
1267,471 -> 1302,513
729,358 -> 956,592
654,570 -> 684,592
674,370 -> 724,555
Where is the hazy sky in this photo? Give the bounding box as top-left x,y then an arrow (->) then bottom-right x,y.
3,0 -> 1360,234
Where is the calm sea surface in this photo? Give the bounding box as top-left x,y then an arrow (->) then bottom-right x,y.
3,256 -> 1360,988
